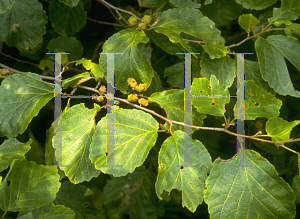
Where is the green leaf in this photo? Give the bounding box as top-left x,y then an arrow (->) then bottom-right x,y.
244,59 -> 275,94
236,0 -> 277,10
292,175 -> 300,204
204,0 -> 213,4
143,71 -> 164,96
103,165 -> 162,218
200,54 -> 235,88
89,109 -> 159,177
269,0 -> 300,26
146,30 -> 187,57
47,36 -> 83,61
299,155 -> 300,178
0,0 -> 14,14
255,35 -> 300,97
41,204 -> 75,219
234,80 -> 282,120
39,53 -> 68,71
148,89 -> 206,133
151,8 -> 227,59
99,28 -> 154,94
54,181 -> 94,219
62,72 -> 92,89
204,150 -> 296,219
0,159 -> 60,212
266,117 -> 300,141
156,130 -> 212,212
75,58 -> 103,79
164,59 -> 201,89
285,23 -> 300,38
18,203 -> 75,219
201,0 -> 243,27
191,75 -> 230,117
0,0 -> 47,50
49,0 -> 86,35
0,138 -> 31,172
238,14 -> 260,32
59,0 -> 80,7
169,0 -> 200,8
137,0 -> 168,8
0,73 -> 54,138
54,103 -> 101,184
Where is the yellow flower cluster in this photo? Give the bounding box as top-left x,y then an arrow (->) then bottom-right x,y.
127,78 -> 149,106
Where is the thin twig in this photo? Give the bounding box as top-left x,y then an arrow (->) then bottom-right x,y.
97,0 -> 141,20
226,28 -> 285,49
87,17 -> 127,27
1,53 -> 39,67
75,85 -> 300,154
183,38 -> 206,44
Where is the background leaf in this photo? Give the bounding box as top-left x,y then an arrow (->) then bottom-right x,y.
0,0 -> 47,50
49,0 -> 86,36
99,28 -> 154,94
151,8 -> 227,59
103,165 -> 162,219
0,159 -> 60,212
0,0 -> 14,14
255,35 -> 300,97
169,0 -> 200,8
236,0 -> 277,10
200,54 -> 236,88
269,0 -> 300,26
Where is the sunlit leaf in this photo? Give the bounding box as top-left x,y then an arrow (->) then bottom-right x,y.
234,80 -> 282,120
191,75 -> 230,117
0,138 -> 31,172
89,109 -> 159,177
0,73 -> 54,138
149,89 -> 206,133
53,103 -> 101,184
204,150 -> 296,218
266,117 -> 300,141
156,130 -> 212,212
